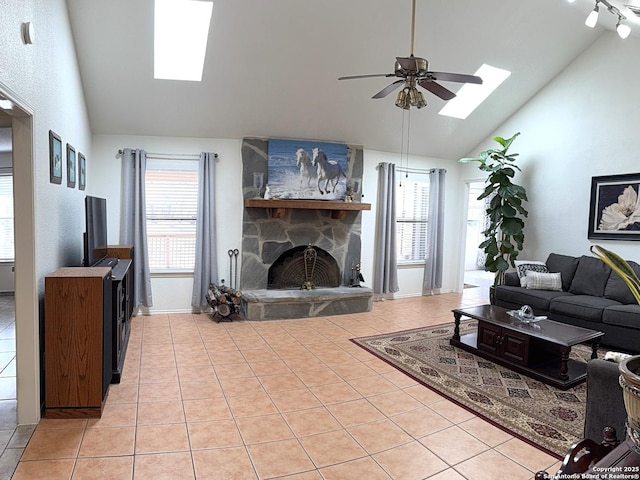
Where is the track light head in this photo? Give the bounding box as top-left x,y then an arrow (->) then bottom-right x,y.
585,3 -> 600,28
617,17 -> 631,38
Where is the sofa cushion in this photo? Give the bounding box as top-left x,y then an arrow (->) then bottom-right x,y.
515,260 -> 548,287
569,256 -> 612,297
604,260 -> 640,305
602,304 -> 640,330
525,272 -> 562,291
545,253 -> 580,291
550,295 -> 620,322
494,285 -> 571,312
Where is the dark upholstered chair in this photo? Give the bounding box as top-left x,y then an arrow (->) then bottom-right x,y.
584,358 -> 627,442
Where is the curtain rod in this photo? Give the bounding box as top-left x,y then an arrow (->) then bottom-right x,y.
395,166 -> 446,174
117,149 -> 218,159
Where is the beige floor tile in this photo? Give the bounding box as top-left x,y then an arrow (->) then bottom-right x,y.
239,348 -> 280,363
330,361 -> 378,380
428,398 -> 476,423
72,456 -> 134,479
187,419 -> 243,449
105,382 -> 138,404
177,363 -> 216,383
391,405 -> 453,438
78,426 -> 135,457
258,372 -> 307,393
458,416 -> 513,447
298,429 -> 367,468
420,425 -> 490,465
403,384 -> 445,404
192,446 -> 258,479
249,358 -> 291,376
372,441 -> 448,479
12,459 -> 75,480
207,348 -> 245,364
182,397 -> 232,422
86,403 -> 137,428
309,382 -> 362,405
133,451 -> 194,480
495,437 -> 558,472
36,418 -> 87,430
137,399 -> 185,425
348,374 -> 399,396
214,361 -> 255,379
427,468 -> 468,480
294,366 -> 343,387
139,366 -> 179,384
347,419 -> 414,454
226,392 -> 279,417
219,376 -> 265,397
269,387 -> 322,412
21,427 -> 85,460
137,381 -> 181,402
179,380 -> 223,400
320,456 -> 392,480
382,368 -> 419,388
236,413 -> 295,444
367,389 -> 423,416
282,406 -> 343,437
327,398 -> 386,427
454,449 -> 534,480
247,438 -> 315,478
135,423 -> 190,454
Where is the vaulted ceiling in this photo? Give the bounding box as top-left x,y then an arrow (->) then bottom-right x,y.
66,0 -> 637,160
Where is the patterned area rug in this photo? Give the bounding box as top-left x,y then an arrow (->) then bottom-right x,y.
352,320 -> 593,458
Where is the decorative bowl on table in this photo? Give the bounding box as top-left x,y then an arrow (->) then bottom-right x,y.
506,305 -> 547,324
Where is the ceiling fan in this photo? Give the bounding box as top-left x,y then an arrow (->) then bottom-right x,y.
338,0 -> 483,109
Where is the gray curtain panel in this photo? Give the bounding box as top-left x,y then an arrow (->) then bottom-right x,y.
373,162 -> 399,295
423,168 -> 446,294
120,148 -> 153,308
192,152 -> 218,309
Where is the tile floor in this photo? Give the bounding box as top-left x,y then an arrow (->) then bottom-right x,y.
12,288 -> 563,479
0,295 -> 35,480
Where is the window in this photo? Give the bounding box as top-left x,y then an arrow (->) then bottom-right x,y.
0,174 -> 13,262
145,159 -> 199,272
396,177 -> 429,263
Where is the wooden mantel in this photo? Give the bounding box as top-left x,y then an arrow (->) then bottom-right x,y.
244,198 -> 371,220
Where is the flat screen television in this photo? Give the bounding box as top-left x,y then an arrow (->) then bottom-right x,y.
84,195 -> 108,267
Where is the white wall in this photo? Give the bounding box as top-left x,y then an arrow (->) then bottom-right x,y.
1,0 -> 93,423
460,32 -> 640,264
91,135 -> 243,313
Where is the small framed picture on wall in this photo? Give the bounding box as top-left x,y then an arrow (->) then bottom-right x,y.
78,153 -> 86,190
66,143 -> 76,188
49,130 -> 62,184
588,173 -> 640,240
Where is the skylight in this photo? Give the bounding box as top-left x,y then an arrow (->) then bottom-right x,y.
154,0 -> 214,82
438,64 -> 511,119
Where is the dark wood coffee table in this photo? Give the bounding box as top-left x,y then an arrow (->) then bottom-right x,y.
451,305 -> 604,390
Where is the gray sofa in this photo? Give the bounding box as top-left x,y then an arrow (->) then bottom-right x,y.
493,252 -> 640,353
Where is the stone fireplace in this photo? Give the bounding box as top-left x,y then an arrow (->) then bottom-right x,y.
239,138 -> 373,320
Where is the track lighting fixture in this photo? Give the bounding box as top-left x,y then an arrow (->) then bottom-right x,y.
578,0 -> 634,39
585,2 -> 600,27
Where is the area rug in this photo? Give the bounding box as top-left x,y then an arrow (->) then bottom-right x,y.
352,320 -> 593,458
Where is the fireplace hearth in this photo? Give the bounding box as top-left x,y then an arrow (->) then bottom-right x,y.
239,138 -> 373,320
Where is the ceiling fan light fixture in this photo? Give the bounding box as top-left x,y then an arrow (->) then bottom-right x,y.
585,3 -> 600,28
617,18 -> 631,38
395,89 -> 408,109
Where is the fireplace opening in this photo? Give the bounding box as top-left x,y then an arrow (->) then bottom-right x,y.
268,245 -> 341,289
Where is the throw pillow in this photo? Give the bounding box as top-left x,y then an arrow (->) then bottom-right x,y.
514,260 -> 549,287
525,271 -> 563,291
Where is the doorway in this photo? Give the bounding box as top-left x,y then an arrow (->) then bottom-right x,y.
0,124 -> 16,427
0,83 -> 39,427
463,181 -> 493,292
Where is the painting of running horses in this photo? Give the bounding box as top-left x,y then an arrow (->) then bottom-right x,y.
266,139 -> 348,200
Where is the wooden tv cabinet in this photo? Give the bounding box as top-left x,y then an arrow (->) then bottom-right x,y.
44,267 -> 113,418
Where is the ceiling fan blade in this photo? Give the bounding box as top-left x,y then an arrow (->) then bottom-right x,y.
396,56 -> 417,72
428,72 -> 483,84
419,79 -> 456,101
372,80 -> 405,99
338,73 -> 394,80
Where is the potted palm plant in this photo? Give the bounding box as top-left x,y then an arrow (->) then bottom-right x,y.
460,132 -> 528,285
